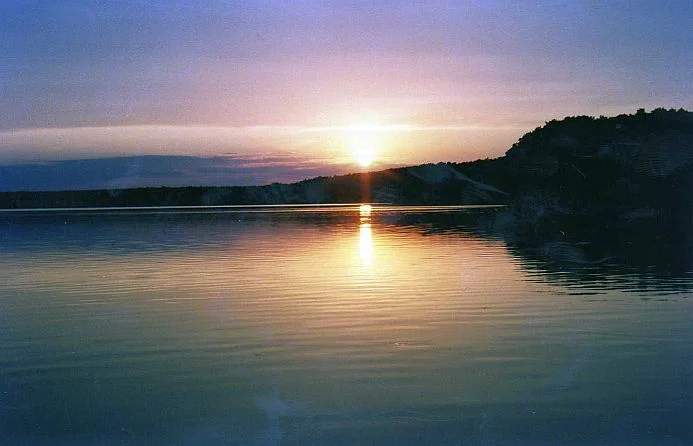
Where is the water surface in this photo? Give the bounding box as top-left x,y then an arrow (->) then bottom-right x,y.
1,205 -> 692,445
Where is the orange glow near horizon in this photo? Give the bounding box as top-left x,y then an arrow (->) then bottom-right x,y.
0,122 -> 526,175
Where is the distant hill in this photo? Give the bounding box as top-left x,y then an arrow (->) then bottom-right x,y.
0,162 -> 509,209
1,108 -> 692,222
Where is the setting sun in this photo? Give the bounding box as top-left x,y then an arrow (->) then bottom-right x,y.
345,123 -> 382,168
353,144 -> 374,167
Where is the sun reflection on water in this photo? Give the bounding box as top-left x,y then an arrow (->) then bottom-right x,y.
359,223 -> 373,267
358,204 -> 374,267
359,204 -> 372,219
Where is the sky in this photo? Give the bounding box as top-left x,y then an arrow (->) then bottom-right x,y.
1,0 -> 692,190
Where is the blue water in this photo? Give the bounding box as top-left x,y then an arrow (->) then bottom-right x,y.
1,205 -> 692,445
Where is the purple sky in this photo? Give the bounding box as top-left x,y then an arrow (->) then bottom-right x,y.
1,1 -> 692,189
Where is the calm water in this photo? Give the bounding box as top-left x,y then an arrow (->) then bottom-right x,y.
1,205 -> 692,445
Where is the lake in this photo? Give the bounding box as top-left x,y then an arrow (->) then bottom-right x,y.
1,205 -> 692,445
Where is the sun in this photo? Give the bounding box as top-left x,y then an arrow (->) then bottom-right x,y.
346,124 -> 379,168
353,143 -> 375,168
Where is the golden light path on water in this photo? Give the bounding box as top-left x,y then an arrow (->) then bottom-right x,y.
359,204 -> 373,267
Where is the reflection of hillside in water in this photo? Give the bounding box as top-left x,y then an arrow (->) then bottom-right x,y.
392,208 -> 693,296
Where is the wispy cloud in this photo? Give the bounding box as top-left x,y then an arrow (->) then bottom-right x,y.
0,123 -> 525,166
0,154 -> 388,192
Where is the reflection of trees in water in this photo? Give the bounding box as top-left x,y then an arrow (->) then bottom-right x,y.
393,208 -> 693,295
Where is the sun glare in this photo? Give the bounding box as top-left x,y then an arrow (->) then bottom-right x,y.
354,145 -> 374,168
345,123 -> 382,168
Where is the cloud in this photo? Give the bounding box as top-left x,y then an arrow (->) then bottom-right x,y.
0,154 -> 401,192
0,123 -> 525,169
